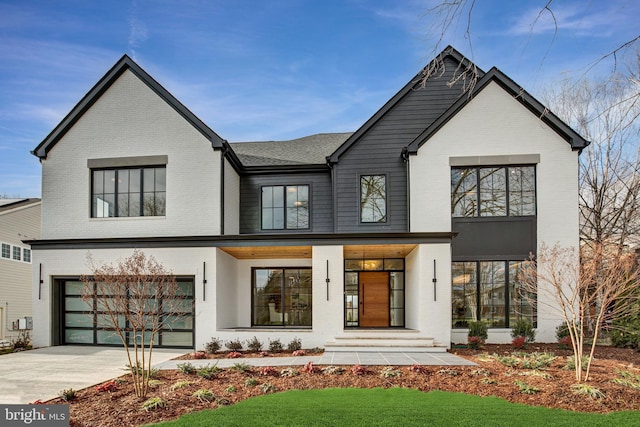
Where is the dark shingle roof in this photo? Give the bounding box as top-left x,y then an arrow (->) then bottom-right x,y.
230,132 -> 352,167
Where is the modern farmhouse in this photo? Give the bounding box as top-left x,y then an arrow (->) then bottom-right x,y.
29,46 -> 587,350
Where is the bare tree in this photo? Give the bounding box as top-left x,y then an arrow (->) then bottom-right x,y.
81,250 -> 189,398
543,67 -> 640,257
519,243 -> 640,382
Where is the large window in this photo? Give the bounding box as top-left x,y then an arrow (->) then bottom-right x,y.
92,166 -> 166,218
261,185 -> 309,230
452,260 -> 535,328
451,166 -> 535,217
252,268 -> 312,327
360,175 -> 387,223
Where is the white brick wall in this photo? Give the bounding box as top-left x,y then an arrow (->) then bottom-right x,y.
40,70 -> 222,239
410,81 -> 580,343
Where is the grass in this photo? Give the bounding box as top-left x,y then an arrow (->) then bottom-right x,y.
146,388 -> 639,426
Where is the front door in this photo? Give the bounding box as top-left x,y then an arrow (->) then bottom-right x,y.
359,272 -> 389,327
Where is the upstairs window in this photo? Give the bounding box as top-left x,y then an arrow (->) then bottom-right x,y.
1,243 -> 9,259
92,166 -> 166,218
261,185 -> 309,230
451,166 -> 535,218
23,248 -> 31,263
12,246 -> 21,261
360,175 -> 387,223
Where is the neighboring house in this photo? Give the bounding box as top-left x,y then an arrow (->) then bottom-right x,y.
0,198 -> 41,344
28,46 -> 587,350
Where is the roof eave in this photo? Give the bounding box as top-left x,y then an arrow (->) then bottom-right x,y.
32,55 -> 224,160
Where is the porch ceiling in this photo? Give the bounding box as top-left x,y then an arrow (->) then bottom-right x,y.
219,244 -> 417,260
343,244 -> 417,259
220,246 -> 312,259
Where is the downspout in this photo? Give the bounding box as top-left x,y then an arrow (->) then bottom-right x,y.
402,147 -> 411,231
219,140 -> 228,236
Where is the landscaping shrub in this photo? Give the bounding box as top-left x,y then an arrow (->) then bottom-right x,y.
467,335 -> 485,349
246,336 -> 263,352
11,331 -> 31,351
287,337 -> 302,352
610,314 -> 640,349
467,321 -> 488,348
225,339 -> 243,352
204,337 -> 222,354
510,319 -> 536,343
268,338 -> 283,353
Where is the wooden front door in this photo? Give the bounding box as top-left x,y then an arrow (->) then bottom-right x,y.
359,272 -> 389,327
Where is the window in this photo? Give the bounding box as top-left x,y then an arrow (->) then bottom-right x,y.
360,175 -> 386,222
261,185 -> 309,230
22,248 -> 31,263
452,260 -> 535,328
92,166 -> 166,218
12,246 -> 21,261
451,166 -> 535,217
1,243 -> 9,259
252,268 -> 312,327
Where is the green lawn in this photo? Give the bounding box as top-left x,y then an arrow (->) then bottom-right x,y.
147,388 -> 639,426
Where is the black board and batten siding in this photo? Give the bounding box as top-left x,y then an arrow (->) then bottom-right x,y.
239,172 -> 333,234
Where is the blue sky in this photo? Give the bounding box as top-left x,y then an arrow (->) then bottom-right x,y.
1,0 -> 638,197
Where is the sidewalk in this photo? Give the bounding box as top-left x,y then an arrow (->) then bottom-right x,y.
153,351 -> 476,370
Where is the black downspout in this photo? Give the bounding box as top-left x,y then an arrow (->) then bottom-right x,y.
220,141 -> 228,235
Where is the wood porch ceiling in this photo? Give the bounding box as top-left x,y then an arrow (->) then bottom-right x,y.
219,244 -> 417,260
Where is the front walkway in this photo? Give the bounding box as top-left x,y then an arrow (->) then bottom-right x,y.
153,351 -> 476,369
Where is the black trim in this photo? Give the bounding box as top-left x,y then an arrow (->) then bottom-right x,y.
26,232 -> 456,250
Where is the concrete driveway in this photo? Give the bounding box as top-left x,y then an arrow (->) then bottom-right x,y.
0,346 -> 186,404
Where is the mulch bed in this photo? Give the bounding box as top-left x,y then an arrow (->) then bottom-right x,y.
44,344 -> 640,427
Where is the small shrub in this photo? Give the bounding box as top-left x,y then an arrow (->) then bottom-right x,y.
280,368 -> 299,377
292,349 -> 306,356
380,367 -> 402,378
225,339 -> 243,352
147,379 -> 163,388
514,380 -> 539,394
351,364 -> 368,375
197,363 -> 223,379
468,321 -> 488,340
611,314 -> 640,349
260,366 -> 279,376
226,351 -> 242,359
481,377 -> 498,385
268,338 -> 283,353
321,365 -> 345,375
170,380 -> 193,391
11,331 -> 31,351
191,351 -> 207,359
512,336 -> 526,349
96,380 -> 118,393
471,368 -> 491,377
612,370 -> 640,389
492,354 -> 520,368
244,378 -> 259,387
177,362 -> 196,374
260,383 -> 277,394
192,389 -> 215,402
571,383 -> 605,399
565,355 -> 589,372
231,362 -> 252,373
519,370 -> 552,380
204,337 -> 222,354
408,364 -> 427,374
510,319 -> 536,343
58,388 -> 76,401
558,336 -> 573,349
437,368 -> 458,377
302,361 -> 319,374
467,336 -> 485,350
141,397 -> 166,412
225,385 -> 237,393
246,336 -> 263,352
520,352 -> 556,369
287,337 -> 302,352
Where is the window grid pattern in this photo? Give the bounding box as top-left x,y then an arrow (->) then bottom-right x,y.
92,166 -> 166,218
0,242 -> 31,263
252,268 -> 312,327
261,185 -> 309,230
452,260 -> 536,329
451,166 -> 536,218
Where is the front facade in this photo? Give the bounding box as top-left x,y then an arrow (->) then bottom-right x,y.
0,198 -> 41,343
29,47 -> 587,350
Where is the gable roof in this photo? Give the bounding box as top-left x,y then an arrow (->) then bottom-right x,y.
0,198 -> 41,214
327,46 -> 482,164
405,67 -> 590,154
230,133 -> 352,168
32,55 -> 224,159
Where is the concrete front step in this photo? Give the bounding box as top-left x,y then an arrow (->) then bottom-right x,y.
325,333 -> 446,353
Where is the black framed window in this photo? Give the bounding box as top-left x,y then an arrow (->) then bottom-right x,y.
451,166 -> 535,218
261,185 -> 309,230
452,260 -> 536,329
360,174 -> 387,223
92,166 -> 166,218
252,268 -> 312,327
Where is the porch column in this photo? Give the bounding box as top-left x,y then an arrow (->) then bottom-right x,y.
311,246 -> 343,345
